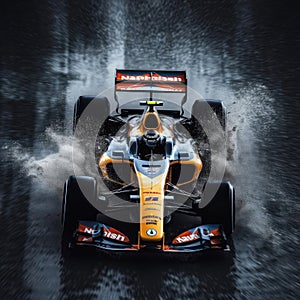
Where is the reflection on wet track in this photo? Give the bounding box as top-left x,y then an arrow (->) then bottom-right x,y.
0,0 -> 299,299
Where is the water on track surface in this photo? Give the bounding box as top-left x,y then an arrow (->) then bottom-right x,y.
0,0 -> 299,299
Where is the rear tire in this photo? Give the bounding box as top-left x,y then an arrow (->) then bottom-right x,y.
62,176 -> 99,245
190,100 -> 227,189
73,96 -> 110,174
199,181 -> 235,236
192,99 -> 226,132
73,96 -> 110,132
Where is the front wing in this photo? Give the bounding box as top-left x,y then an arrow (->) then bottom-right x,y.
72,221 -> 230,253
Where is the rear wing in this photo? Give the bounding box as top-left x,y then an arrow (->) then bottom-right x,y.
115,69 -> 187,93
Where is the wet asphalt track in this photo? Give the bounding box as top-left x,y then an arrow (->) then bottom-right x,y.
0,0 -> 300,299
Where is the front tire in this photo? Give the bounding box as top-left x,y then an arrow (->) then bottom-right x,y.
62,176 -> 98,245
199,181 -> 235,236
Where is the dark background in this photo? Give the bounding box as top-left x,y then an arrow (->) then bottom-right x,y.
0,0 -> 299,299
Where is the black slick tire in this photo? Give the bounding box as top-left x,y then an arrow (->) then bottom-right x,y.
62,176 -> 98,246
200,181 -> 235,236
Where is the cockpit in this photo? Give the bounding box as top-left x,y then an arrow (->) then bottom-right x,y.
129,129 -> 174,160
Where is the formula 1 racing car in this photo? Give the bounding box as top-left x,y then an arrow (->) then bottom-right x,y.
62,69 -> 235,253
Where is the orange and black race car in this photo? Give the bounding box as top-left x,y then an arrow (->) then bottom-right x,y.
62,70 -> 235,253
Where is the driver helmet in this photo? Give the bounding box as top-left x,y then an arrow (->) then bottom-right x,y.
143,130 -> 160,148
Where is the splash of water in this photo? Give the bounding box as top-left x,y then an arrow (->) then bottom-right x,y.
7,128 -> 76,192
227,83 -> 275,237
